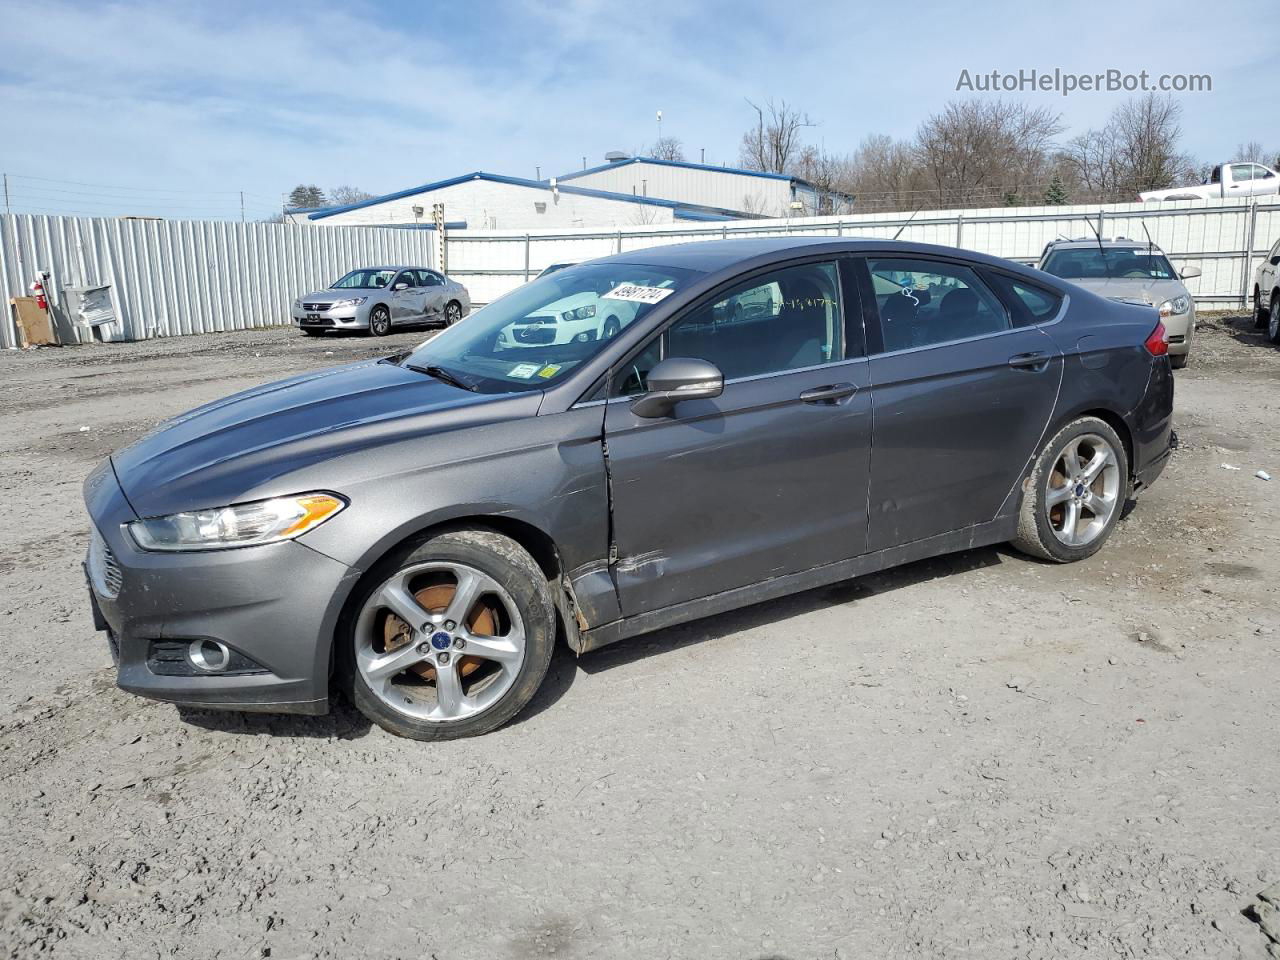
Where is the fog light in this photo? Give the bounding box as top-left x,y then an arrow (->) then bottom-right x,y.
188,639 -> 231,673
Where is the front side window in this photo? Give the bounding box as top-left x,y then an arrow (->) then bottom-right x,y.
609,261 -> 844,396
332,268 -> 397,290
1231,163 -> 1255,182
868,258 -> 1009,351
402,261 -> 698,394
394,271 -> 417,288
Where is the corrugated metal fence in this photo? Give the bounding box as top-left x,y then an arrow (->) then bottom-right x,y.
0,215 -> 433,349
5,197 -> 1278,347
447,196 -> 1280,310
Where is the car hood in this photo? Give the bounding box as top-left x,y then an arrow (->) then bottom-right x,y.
111,359 -> 541,518
1065,277 -> 1185,305
298,289 -> 382,302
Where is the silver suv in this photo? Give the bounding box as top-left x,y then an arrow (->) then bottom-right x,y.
1037,239 -> 1200,369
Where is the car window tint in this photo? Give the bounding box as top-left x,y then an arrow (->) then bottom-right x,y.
990,274 -> 1063,324
869,258 -> 1010,352
665,262 -> 843,382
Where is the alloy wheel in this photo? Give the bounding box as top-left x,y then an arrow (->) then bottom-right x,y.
1045,433 -> 1122,547
370,307 -> 390,336
445,302 -> 461,325
354,562 -> 526,723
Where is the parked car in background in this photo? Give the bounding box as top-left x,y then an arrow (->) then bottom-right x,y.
1037,238 -> 1200,368
1254,235 -> 1280,343
1140,162 -> 1280,202
85,237 -> 1175,741
497,274 -> 674,347
292,266 -> 470,337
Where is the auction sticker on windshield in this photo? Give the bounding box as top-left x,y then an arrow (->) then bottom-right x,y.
603,284 -> 675,305
508,363 -> 541,379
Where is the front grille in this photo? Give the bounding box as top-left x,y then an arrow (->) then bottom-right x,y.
514,323 -> 555,344
88,528 -> 122,599
303,302 -> 333,312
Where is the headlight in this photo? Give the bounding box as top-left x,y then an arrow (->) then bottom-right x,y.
1159,295 -> 1190,317
332,297 -> 367,308
128,493 -> 346,552
293,299 -> 301,308
561,305 -> 596,322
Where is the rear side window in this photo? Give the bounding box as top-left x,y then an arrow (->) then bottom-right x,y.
867,258 -> 1010,352
988,274 -> 1064,325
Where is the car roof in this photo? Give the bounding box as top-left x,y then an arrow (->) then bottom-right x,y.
590,236 -> 1041,277
350,265 -> 430,272
1042,239 -> 1165,253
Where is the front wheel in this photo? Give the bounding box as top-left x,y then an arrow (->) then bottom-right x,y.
1255,288 -> 1269,329
1012,417 -> 1129,563
369,306 -> 391,337
602,315 -> 622,339
348,528 -> 555,740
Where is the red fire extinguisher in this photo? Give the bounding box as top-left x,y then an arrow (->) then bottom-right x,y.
29,279 -> 48,312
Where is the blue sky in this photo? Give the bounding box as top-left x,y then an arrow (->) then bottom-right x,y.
1,0 -> 1275,219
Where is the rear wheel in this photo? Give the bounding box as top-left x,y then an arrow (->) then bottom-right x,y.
348,528 -> 555,740
369,305 -> 391,337
444,300 -> 463,326
1170,354 -> 1188,369
1012,417 -> 1129,563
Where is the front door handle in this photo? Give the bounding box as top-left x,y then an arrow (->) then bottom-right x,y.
1008,351 -> 1050,371
799,382 -> 857,404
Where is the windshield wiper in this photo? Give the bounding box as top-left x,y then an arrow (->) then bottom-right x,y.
406,363 -> 477,392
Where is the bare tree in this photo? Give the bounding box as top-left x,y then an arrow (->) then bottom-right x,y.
1058,94 -> 1194,201
841,134 -> 929,211
739,98 -> 814,174
915,99 -> 1063,208
649,137 -> 685,162
328,185 -> 375,206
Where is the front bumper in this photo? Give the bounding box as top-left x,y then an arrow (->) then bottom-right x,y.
83,462 -> 357,715
1162,309 -> 1194,356
291,305 -> 368,330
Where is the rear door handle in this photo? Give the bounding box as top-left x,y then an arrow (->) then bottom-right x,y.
799,382 -> 857,404
1008,351 -> 1050,371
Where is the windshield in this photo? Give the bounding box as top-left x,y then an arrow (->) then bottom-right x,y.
1041,249 -> 1176,281
401,261 -> 699,393
332,268 -> 398,290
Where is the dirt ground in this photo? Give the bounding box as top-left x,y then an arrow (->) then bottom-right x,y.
1,315 -> 1277,960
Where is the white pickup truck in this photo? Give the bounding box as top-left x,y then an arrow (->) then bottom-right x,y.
1140,162 -> 1280,202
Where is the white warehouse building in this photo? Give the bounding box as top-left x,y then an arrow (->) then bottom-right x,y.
557,156 -> 853,218
289,172 -> 743,231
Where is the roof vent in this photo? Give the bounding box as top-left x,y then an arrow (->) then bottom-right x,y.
604,151 -> 629,163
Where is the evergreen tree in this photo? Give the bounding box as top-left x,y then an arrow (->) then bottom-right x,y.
1043,175 -> 1069,205
287,184 -> 327,209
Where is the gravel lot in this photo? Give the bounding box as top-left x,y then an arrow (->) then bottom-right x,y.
1,316 -> 1278,960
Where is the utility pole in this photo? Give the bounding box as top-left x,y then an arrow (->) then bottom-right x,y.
2,173 -> 9,216
656,110 -> 662,144
239,191 -> 245,223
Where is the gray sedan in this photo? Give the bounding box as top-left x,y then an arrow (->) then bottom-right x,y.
292,266 -> 470,336
86,238 -> 1174,740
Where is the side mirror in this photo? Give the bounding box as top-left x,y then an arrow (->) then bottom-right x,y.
1178,266 -> 1202,280
393,282 -> 409,291
630,357 -> 724,419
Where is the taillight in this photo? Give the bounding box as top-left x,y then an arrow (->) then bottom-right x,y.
1144,320 -> 1169,356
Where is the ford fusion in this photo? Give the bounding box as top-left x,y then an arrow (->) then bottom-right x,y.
84,238 -> 1175,740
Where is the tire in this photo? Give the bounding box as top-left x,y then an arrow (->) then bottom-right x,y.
444,301 -> 463,326
348,528 -> 555,740
602,315 -> 622,339
1270,297 -> 1280,345
369,306 -> 391,337
1170,353 -> 1188,369
1254,287 -> 1268,329
1012,416 -> 1129,564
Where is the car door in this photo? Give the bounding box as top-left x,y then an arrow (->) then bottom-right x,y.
858,256 -> 1064,552
389,271 -> 419,324
1250,165 -> 1278,197
601,259 -> 873,617
418,270 -> 447,321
